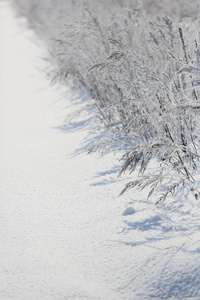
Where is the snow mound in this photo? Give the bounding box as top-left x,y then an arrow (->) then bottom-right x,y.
122,207 -> 136,216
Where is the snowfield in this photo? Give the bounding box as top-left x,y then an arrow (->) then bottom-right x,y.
0,1 -> 200,299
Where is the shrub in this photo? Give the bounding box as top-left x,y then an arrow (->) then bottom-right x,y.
13,0 -> 200,203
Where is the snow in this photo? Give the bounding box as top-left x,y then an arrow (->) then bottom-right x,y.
0,1 -> 200,299
122,207 -> 136,216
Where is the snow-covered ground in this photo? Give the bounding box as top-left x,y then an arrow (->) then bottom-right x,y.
0,1 -> 200,299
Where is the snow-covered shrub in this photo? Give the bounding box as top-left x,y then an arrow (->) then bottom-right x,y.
13,0 -> 200,203
86,10 -> 200,203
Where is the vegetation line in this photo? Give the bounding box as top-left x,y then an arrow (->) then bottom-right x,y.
13,0 -> 200,203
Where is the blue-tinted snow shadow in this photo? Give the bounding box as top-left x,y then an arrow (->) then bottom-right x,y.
54,119 -> 104,158
118,208 -> 200,299
91,178 -> 116,186
72,133 -> 105,157
58,81 -> 92,105
52,83 -> 105,156
118,198 -> 178,250
94,165 -> 121,177
119,195 -> 200,257
52,84 -> 124,183
90,165 -> 121,186
53,116 -> 93,133
52,87 -> 95,134
124,215 -> 172,232
118,215 -> 174,251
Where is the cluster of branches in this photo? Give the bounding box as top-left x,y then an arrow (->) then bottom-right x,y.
13,0 -> 200,203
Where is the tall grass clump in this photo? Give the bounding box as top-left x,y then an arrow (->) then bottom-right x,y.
87,10 -> 200,203
13,0 -> 200,203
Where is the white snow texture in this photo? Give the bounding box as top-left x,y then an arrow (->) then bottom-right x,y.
0,1 -> 200,300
